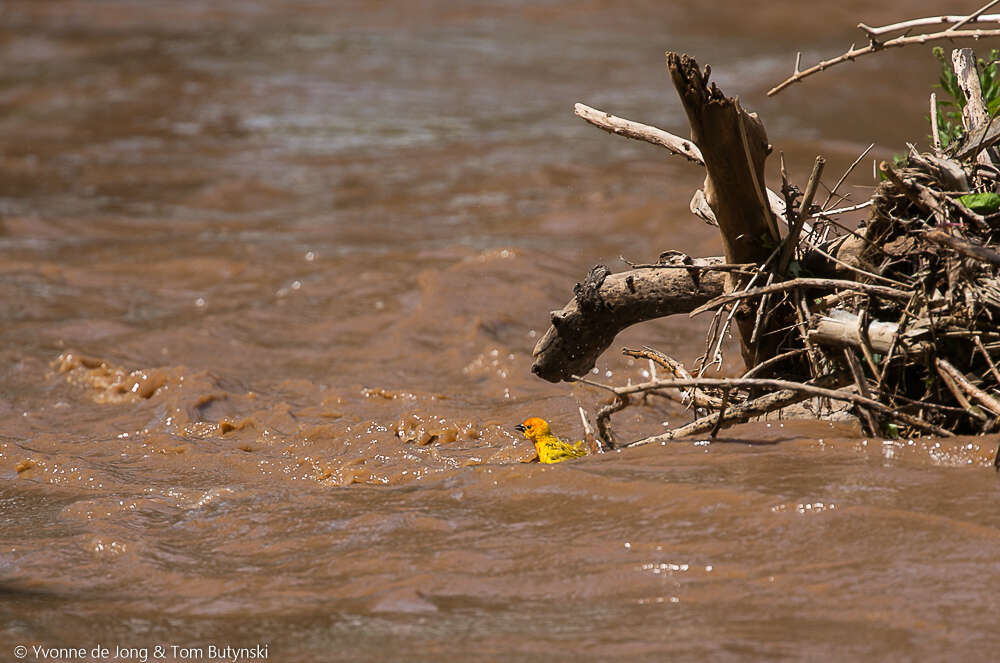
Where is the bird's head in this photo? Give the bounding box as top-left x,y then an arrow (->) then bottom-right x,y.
515,417 -> 550,440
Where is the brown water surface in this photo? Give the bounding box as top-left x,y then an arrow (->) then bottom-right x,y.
3,1 -> 1000,661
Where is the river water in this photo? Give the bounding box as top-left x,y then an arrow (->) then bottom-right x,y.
2,1 -> 1000,661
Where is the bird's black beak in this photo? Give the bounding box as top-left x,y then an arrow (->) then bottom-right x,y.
515,424 -> 525,433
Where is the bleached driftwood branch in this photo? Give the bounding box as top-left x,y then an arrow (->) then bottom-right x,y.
858,12 -> 1000,38
574,103 -> 703,164
952,47 -> 995,167
574,103 -> 790,226
769,3 -> 1000,97
808,310 -> 899,354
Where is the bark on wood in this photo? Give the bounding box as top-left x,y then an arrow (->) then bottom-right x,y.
952,47 -> 995,167
936,357 -> 1000,416
668,53 -> 776,266
954,119 -> 1000,160
953,48 -> 991,129
530,262 -> 726,382
808,311 -> 899,354
667,52 -> 781,366
923,228 -> 1000,266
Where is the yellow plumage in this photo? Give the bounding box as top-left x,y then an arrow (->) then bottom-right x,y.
515,417 -> 587,464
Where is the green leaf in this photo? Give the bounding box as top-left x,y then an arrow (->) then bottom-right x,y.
958,192 -> 1000,213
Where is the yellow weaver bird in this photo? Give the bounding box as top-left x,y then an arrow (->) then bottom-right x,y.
515,417 -> 588,464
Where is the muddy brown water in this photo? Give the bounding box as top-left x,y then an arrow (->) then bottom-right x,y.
3,1 -> 1000,661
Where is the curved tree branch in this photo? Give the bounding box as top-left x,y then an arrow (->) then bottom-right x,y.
531,261 -> 726,382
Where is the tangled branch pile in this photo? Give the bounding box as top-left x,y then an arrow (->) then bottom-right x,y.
530,5 -> 1000,456
854,149 -> 1000,436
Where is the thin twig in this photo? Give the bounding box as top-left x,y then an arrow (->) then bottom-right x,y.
769,25 -> 1000,96
936,359 -> 981,415
700,303 -> 737,375
570,375 -> 618,393
947,1 -> 1000,33
975,335 -> 1000,384
623,378 -> 844,447
876,388 -> 967,414
855,305 -> 882,377
809,241 -> 911,287
858,11 -> 1000,38
574,103 -> 703,164
779,156 -> 826,275
695,305 -> 726,376
609,376 -> 953,438
931,92 -> 943,155
822,145 -> 874,210
710,389 -> 730,438
578,406 -> 604,454
740,348 -> 807,378
596,392 -> 630,450
749,285 -> 773,345
843,348 -> 880,434
818,200 -> 874,217
937,357 -> 1000,416
622,347 -> 724,409
795,291 -> 824,377
690,277 -> 912,317
623,346 -> 690,377
813,206 -> 874,234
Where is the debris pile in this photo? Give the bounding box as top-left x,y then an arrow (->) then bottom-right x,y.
530,6 -> 1000,453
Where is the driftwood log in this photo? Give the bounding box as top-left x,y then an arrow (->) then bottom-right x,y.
533,52 -> 790,381
531,261 -> 725,382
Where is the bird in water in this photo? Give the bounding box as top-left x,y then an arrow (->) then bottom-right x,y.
515,417 -> 588,464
